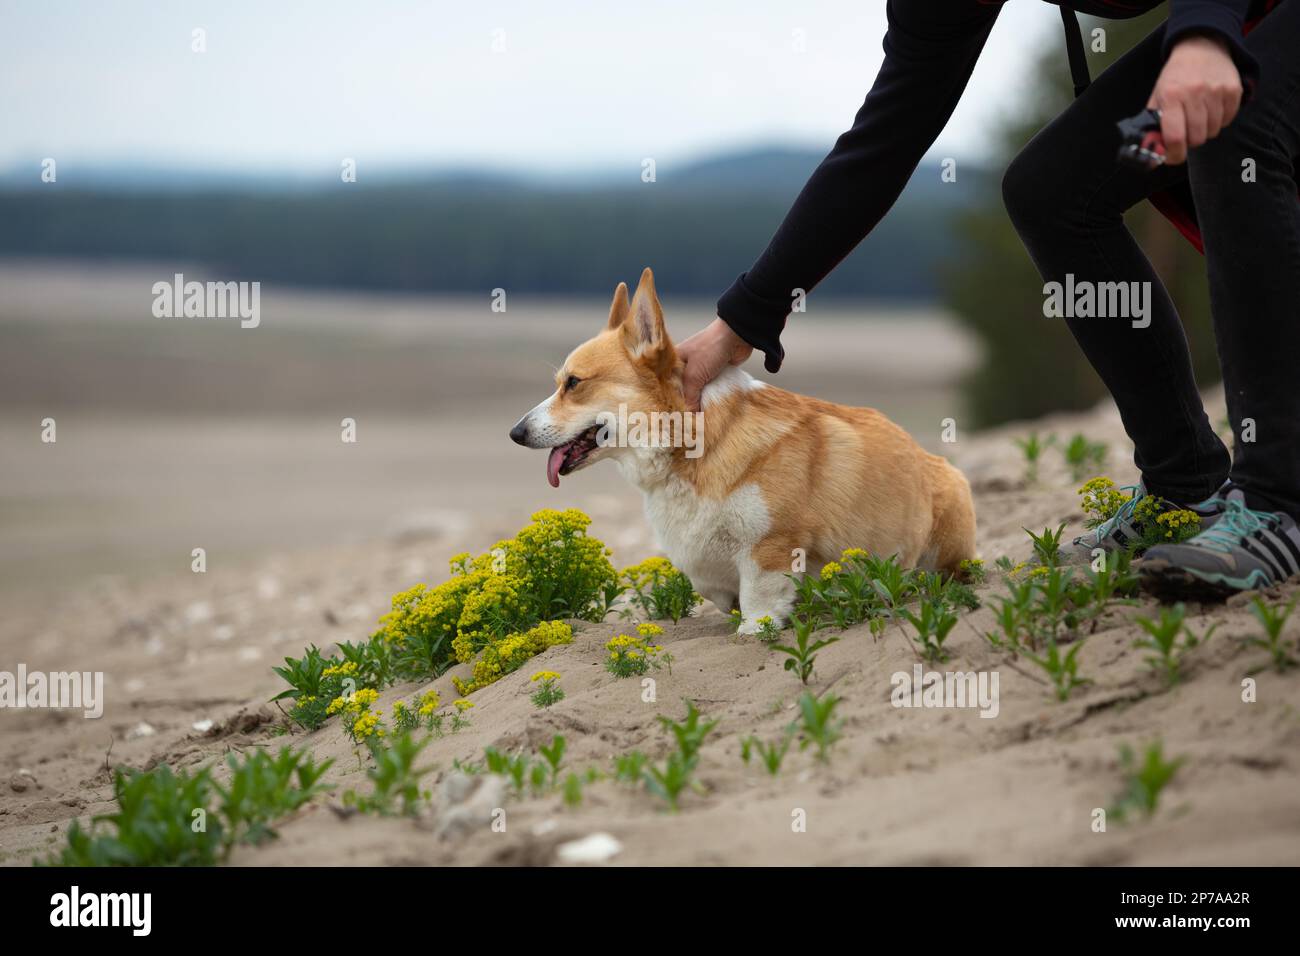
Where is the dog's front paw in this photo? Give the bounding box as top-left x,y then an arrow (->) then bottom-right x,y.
736,613 -> 787,636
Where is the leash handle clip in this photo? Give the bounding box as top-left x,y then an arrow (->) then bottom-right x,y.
1116,108 -> 1166,170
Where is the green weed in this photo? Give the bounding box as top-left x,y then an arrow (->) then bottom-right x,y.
1014,431 -> 1055,484
901,599 -> 959,663
1133,603 -> 1217,686
772,616 -> 839,684
1109,741 -> 1184,822
46,748 -> 332,866
1062,433 -> 1108,482
794,692 -> 842,763
1246,596 -> 1298,673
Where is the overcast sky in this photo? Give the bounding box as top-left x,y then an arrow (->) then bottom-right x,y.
0,0 -> 1060,177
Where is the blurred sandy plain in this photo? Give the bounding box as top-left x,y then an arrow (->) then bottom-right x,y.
0,260 -> 977,603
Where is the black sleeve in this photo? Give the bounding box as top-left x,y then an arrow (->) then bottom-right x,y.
715,0 -> 1000,372
1163,0 -> 1259,92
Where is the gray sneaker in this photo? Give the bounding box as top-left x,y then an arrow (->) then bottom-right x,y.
1140,499 -> 1300,599
1058,481 -> 1229,565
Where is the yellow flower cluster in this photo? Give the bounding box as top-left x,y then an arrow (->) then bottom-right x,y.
453,572 -> 527,660
321,660 -> 358,679
1132,495 -> 1163,526
840,548 -> 870,563
1003,560 -> 1030,580
820,561 -> 842,580
620,556 -> 676,592
327,687 -> 383,741
374,509 -> 615,672
451,620 -> 574,695
1156,509 -> 1201,539
531,670 -> 561,683
453,699 -> 474,712
351,709 -> 383,740
606,632 -> 662,677
417,689 -> 441,717
1078,477 -> 1132,523
635,622 -> 664,638
374,575 -> 479,656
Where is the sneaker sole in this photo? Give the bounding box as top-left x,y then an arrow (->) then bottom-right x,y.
1139,557 -> 1271,602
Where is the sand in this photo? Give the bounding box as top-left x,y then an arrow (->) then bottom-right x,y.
1,265 -> 1296,866
2,393 -> 1297,867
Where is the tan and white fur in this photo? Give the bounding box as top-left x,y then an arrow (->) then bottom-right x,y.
509,268 -> 977,634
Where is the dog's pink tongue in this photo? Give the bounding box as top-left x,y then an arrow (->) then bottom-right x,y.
546,447 -> 565,488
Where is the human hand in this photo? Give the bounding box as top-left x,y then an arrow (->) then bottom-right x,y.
1146,34 -> 1243,165
676,317 -> 754,411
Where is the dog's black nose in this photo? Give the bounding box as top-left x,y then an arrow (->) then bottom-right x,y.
509,421 -> 529,446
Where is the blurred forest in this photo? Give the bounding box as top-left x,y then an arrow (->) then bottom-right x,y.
0,150 -> 986,302
944,10 -> 1218,426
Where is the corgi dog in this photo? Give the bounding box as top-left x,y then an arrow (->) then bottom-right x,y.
509,268 -> 977,634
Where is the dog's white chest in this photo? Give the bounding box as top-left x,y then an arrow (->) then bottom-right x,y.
639,478 -> 770,593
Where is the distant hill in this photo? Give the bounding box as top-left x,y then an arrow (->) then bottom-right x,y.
0,147 -> 993,301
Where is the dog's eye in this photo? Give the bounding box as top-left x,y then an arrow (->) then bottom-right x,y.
564,375 -> 581,392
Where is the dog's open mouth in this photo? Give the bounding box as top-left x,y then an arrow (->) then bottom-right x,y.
546,425 -> 601,488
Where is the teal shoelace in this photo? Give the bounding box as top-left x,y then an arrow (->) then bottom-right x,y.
1193,499 -> 1276,554
1088,484 -> 1144,540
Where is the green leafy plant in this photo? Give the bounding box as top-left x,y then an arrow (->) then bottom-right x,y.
484,746 -> 532,795
1014,431 -> 1055,484
530,670 -> 566,708
562,772 -> 585,807
612,750 -> 649,785
1075,550 -> 1140,619
958,557 -> 987,585
1024,639 -> 1090,701
218,747 -> 334,844
1246,596 -> 1298,673
605,623 -> 667,678
915,570 -> 980,611
740,731 -> 793,776
46,748 -> 333,866
621,557 -> 701,623
772,616 -> 839,684
1024,523 -> 1067,568
1108,741 -> 1185,823
794,692 -> 841,763
450,698 -> 474,732
1133,603 -> 1217,686
643,752 -> 696,813
538,735 -> 567,787
787,551 -> 978,638
901,599 -> 959,663
865,553 -> 914,611
272,647 -> 353,731
1062,433 -> 1108,482
643,701 -> 719,812
754,615 -> 782,642
344,731 -> 432,817
46,765 -> 224,867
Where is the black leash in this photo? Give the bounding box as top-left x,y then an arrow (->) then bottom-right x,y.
1059,4 -> 1091,98
1056,6 -> 1163,169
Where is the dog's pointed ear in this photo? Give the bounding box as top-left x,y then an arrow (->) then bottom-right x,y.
606,281 -> 630,330
623,268 -> 674,372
